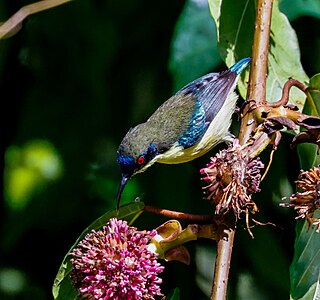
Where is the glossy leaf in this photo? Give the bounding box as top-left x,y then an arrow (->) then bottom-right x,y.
268,1 -> 309,109
209,0 -> 255,64
52,202 -> 145,300
209,0 -> 309,107
169,0 -> 221,90
209,0 -> 255,98
289,211 -> 320,300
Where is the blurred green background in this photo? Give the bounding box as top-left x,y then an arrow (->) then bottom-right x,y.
1,0 -> 320,299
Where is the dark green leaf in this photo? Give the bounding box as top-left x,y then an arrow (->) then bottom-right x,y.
169,0 -> 221,90
209,0 -> 255,98
52,202 -> 145,300
166,287 -> 181,300
297,143 -> 320,171
209,0 -> 255,63
209,0 -> 309,106
289,211 -> 320,299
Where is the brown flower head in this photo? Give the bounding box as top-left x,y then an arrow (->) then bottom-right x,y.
200,139 -> 264,218
281,166 -> 320,232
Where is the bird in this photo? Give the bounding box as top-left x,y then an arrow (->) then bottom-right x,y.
116,57 -> 251,210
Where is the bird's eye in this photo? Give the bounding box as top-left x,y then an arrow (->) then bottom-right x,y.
137,156 -> 145,165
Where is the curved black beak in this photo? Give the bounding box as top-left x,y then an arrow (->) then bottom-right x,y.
116,175 -> 129,213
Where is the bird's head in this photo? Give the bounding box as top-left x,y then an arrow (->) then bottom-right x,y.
116,124 -> 159,210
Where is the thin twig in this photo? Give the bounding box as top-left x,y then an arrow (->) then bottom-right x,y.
246,208 -> 255,238
0,0 -> 72,39
143,205 -> 213,222
247,1 -> 273,104
261,131 -> 281,181
239,0 -> 274,144
261,147 -> 275,182
266,78 -> 308,107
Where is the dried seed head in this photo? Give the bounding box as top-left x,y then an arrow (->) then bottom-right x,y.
200,139 -> 264,219
281,166 -> 320,232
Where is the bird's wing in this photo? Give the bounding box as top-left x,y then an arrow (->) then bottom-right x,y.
146,93 -> 206,150
179,70 -> 238,124
145,70 -> 238,151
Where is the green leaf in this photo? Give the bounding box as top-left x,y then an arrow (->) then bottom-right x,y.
268,1 -> 309,109
280,0 -> 320,21
52,202 -> 145,300
289,211 -> 320,300
209,0 -> 255,64
169,0 -> 221,90
290,278 -> 320,300
208,0 -> 309,107
166,287 -> 181,300
297,143 -> 320,173
209,0 -> 255,98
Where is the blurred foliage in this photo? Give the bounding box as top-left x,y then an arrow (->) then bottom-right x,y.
1,0 -> 320,299
279,0 -> 320,20
4,139 -> 63,210
169,0 -> 221,90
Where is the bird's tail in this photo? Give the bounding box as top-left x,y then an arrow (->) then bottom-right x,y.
229,57 -> 252,75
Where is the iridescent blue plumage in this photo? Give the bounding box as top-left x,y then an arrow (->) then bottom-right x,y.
178,100 -> 207,148
229,57 -> 251,74
174,58 -> 251,149
116,57 -> 251,210
117,155 -> 135,176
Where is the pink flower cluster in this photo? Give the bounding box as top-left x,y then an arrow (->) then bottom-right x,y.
70,218 -> 164,299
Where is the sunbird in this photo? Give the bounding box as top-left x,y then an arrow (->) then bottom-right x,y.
116,57 -> 251,210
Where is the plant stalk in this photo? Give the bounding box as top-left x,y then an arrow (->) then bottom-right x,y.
239,0 -> 274,144
211,0 -> 274,299
211,226 -> 235,300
